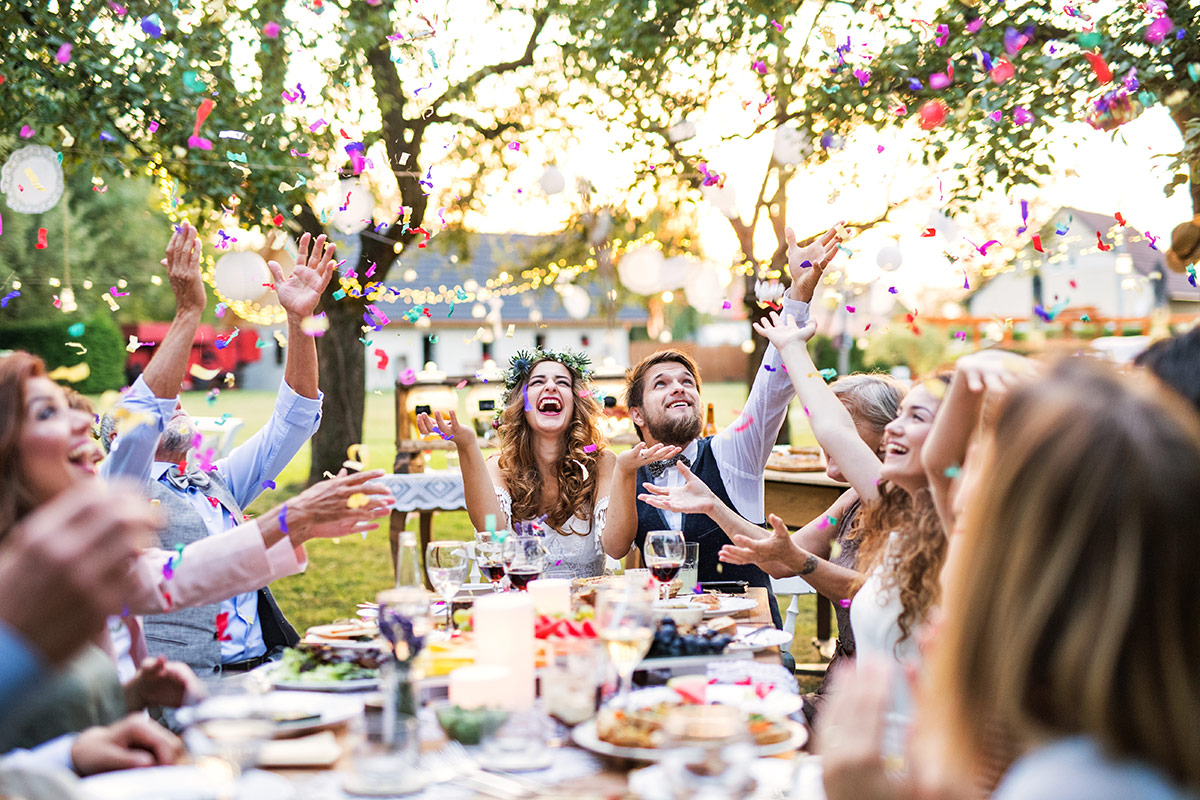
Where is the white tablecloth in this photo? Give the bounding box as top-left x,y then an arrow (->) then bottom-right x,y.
380,471 -> 467,513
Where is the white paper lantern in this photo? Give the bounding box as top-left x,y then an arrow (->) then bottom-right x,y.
656,255 -> 695,293
617,246 -> 666,296
876,244 -> 903,272
558,284 -> 591,320
1,145 -> 65,214
330,179 -> 373,235
213,251 -> 273,302
701,183 -> 738,218
537,165 -> 566,195
772,126 -> 811,165
666,120 -> 696,143
683,262 -> 729,314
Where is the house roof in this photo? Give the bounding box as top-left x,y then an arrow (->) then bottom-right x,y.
372,232 -> 648,325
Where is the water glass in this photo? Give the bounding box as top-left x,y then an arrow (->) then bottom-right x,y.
660,705 -> 755,799
426,541 -> 470,630
541,638 -> 606,726
343,715 -> 426,796
680,542 -> 700,593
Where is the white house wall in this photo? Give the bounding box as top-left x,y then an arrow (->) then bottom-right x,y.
969,251 -> 1156,319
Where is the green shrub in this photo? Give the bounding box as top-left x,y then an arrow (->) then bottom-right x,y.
0,314 -> 125,393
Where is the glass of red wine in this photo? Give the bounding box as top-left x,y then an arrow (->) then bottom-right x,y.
503,535 -> 548,591
474,531 -> 508,592
644,530 -> 686,600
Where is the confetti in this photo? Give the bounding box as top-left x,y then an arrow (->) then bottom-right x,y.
943,465 -> 962,478
188,98 -> 215,150
584,444 -> 598,453
0,291 -> 19,308
215,611 -> 231,641
344,443 -> 368,471
68,322 -> 85,337
301,313 -> 329,336
36,228 -> 48,249
47,362 -> 90,383
347,492 -> 369,509
189,364 -> 220,381
921,228 -> 936,237
1095,231 -> 1112,251
1083,51 -> 1112,84
374,348 -> 389,369
1032,234 -> 1044,253
733,415 -> 754,433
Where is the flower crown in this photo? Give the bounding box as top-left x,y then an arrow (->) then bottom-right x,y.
499,347 -> 594,414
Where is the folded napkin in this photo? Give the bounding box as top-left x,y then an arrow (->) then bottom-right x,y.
257,731 -> 343,768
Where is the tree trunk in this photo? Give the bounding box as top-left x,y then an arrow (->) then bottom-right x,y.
309,292 -> 368,482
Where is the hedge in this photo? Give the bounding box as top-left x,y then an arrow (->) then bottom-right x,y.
0,314 -> 126,393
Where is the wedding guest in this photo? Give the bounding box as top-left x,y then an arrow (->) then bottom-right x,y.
821,358 -> 1200,800
103,226 -> 344,674
1135,325 -> 1200,413
418,349 -> 676,578
607,225 -> 843,629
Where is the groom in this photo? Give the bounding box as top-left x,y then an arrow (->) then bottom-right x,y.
608,226 -> 842,631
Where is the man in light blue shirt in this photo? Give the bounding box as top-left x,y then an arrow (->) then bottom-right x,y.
104,228 -> 339,673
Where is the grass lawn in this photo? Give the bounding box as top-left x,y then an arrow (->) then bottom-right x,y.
175,383 -> 829,667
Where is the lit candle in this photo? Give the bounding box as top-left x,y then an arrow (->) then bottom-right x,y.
472,592 -> 535,710
527,578 -> 571,617
448,665 -> 512,710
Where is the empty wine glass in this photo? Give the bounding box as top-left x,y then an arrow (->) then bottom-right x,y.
426,541 -> 470,631
645,530 -> 686,600
503,535 -> 548,591
474,531 -> 508,592
595,586 -> 655,708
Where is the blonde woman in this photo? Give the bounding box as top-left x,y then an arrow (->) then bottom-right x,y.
822,358 -> 1200,800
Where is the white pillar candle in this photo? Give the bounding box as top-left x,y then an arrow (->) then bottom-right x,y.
448,665 -> 512,710
472,592 -> 535,710
527,578 -> 571,617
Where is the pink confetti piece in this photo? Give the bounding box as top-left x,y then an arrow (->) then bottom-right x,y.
455,379 -> 469,389
263,21 -> 281,38
722,301 -> 732,309
309,118 -> 328,132
187,98 -> 215,150
846,305 -> 856,313
55,43 -> 72,64
733,415 -> 755,434
584,444 -> 598,453
19,125 -> 34,138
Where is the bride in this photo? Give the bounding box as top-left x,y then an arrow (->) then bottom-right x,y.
417,348 -> 676,579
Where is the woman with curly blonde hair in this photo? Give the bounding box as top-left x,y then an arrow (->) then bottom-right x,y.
419,348 -> 675,579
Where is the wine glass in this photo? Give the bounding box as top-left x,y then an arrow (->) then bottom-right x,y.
595,586 -> 655,708
474,531 -> 508,591
503,535 -> 548,590
426,541 -> 470,631
644,530 -> 686,600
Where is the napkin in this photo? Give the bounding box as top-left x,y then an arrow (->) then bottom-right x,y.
257,731 -> 343,768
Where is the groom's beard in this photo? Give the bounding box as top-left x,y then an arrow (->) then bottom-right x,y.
643,409 -> 703,448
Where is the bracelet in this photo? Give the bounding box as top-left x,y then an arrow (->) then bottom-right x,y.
278,504 -> 289,534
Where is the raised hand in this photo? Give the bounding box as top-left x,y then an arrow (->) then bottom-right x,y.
615,441 -> 683,476
954,350 -> 1036,394
786,224 -> 843,303
720,514 -> 801,576
160,221 -> 205,314
287,469 -> 394,542
637,462 -> 718,515
269,232 -> 336,319
416,410 -> 476,447
752,309 -> 817,352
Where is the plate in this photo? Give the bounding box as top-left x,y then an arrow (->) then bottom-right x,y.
267,665 -> 380,693
305,622 -> 379,641
618,685 -> 803,718
727,625 -> 794,651
572,718 -> 806,762
81,767 -> 294,800
629,757 -> 803,800
185,692 -> 364,736
655,594 -> 757,619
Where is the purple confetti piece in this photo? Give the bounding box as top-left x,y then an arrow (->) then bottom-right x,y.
262,480 -> 276,490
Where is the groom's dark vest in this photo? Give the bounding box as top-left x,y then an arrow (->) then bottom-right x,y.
635,436 -> 782,629
142,472 -> 298,671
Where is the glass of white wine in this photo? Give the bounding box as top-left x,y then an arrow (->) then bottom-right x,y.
595,586 -> 656,708
426,541 -> 470,631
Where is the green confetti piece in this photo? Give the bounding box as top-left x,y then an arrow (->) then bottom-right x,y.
67,322 -> 85,337
332,289 -> 347,300
944,465 -> 962,478
818,368 -> 837,382
485,514 -> 496,533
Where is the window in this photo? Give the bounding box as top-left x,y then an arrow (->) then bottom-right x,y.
534,333 -> 546,349
423,334 -> 436,366
482,339 -> 493,360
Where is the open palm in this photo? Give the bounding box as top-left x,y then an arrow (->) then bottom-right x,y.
269,232 -> 336,319
752,310 -> 816,351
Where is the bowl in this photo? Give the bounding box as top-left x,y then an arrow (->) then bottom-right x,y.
651,601 -> 704,627
434,704 -> 510,746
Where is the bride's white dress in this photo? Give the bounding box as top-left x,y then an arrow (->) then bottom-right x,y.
494,488 -> 609,580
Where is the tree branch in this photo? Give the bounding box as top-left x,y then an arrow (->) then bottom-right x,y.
428,9 -> 551,112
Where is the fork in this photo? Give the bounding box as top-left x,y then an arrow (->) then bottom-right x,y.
419,749 -> 526,799
439,741 -> 543,796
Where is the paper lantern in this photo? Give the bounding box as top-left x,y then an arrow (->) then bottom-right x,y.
701,183 -> 738,218
656,256 -> 694,292
876,244 -> 903,272
213,250 -> 272,302
329,178 -> 373,235
537,165 -> 566,195
1,145 -> 65,214
617,246 -> 666,295
684,262 -> 729,314
666,120 -> 696,143
772,126 -> 810,165
557,284 -> 591,320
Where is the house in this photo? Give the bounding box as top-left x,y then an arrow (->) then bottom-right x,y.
966,207 -> 1199,321
241,232 -> 645,391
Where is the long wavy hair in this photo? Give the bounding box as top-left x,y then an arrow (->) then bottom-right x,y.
0,352 -> 49,538
497,355 -> 606,532
848,372 -> 952,649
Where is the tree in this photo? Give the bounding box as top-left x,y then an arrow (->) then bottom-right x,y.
2,1 -> 574,480
793,0 -> 1198,224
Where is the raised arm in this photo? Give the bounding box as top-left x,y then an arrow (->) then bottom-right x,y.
603,442 -> 682,558
754,312 -> 883,503
142,222 -> 206,398
268,232 -> 336,400
923,351 -> 1034,534
417,410 -> 506,532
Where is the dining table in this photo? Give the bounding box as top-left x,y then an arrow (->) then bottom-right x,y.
245,586 -> 821,799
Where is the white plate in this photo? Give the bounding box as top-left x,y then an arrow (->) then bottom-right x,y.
187,691 -> 364,736
655,594 -> 758,619
572,717 -> 806,762
728,625 -> 794,651
265,662 -> 380,693
617,685 -> 803,717
82,767 -> 294,800
629,757 -> 803,800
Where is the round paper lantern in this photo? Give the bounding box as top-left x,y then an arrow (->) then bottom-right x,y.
1,145 -> 65,214
701,183 -> 738,218
329,179 -> 373,235
772,126 -> 811,165
656,256 -> 694,293
558,284 -> 591,320
213,250 -> 272,302
537,165 -> 566,195
918,100 -> 949,130
876,244 -> 903,272
617,246 -> 666,296
683,262 -> 728,314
